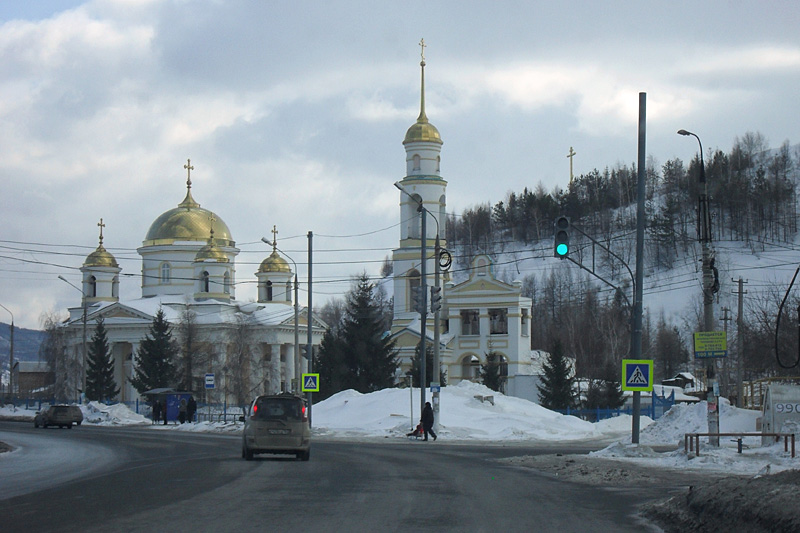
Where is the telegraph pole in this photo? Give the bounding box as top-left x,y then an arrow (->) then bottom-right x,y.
734,278 -> 748,406
418,202 -> 427,413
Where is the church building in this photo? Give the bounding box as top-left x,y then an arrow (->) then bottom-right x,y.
61,164 -> 326,406
390,46 -> 539,400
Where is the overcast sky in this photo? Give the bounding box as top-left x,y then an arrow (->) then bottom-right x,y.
1,0 -> 799,330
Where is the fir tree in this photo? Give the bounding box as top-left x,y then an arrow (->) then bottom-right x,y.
85,318 -> 120,402
409,341 -> 447,388
480,351 -> 503,392
313,273 -> 398,399
130,309 -> 179,394
538,340 -> 576,410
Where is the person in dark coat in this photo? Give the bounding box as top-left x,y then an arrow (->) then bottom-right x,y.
179,398 -> 187,424
187,396 -> 197,423
420,401 -> 437,442
153,400 -> 162,424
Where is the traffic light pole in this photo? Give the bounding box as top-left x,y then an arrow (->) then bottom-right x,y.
418,203 -> 427,413
432,234 -> 441,431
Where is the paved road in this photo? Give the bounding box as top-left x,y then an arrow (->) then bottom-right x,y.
1,421 -> 664,532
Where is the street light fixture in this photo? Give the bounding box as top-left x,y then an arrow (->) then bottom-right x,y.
0,303 -> 14,399
678,128 -> 719,445
261,236 -> 301,394
58,275 -> 87,403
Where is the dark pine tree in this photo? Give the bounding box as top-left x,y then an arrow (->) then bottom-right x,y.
130,309 -> 179,394
314,273 -> 398,399
85,318 -> 120,402
408,341 -> 447,388
538,340 -> 576,410
480,351 -> 503,392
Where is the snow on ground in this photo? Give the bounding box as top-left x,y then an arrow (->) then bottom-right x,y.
2,381 -> 798,476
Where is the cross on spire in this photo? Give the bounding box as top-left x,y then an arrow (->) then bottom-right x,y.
419,38 -> 426,65
271,225 -> 278,252
209,213 -> 216,239
567,146 -> 577,184
97,218 -> 105,245
184,158 -> 194,188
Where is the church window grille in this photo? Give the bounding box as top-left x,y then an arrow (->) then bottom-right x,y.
89,276 -> 97,297
266,280 -> 273,301
201,271 -> 210,293
461,310 -> 479,336
285,281 -> 291,302
436,155 -> 441,172
112,276 -> 119,298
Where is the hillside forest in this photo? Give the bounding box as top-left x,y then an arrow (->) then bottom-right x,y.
444,132 -> 800,398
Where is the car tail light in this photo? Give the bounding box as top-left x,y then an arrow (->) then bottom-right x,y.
252,404 -> 258,417
301,405 -> 307,422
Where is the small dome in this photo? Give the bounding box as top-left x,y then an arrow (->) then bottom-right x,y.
84,243 -> 118,268
144,190 -> 233,246
403,119 -> 443,145
259,251 -> 291,273
195,241 -> 229,263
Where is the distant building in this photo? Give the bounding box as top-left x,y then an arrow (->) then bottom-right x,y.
389,52 -> 536,400
61,172 -> 325,405
16,361 -> 53,398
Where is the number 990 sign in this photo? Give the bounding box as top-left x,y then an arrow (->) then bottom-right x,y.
774,403 -> 800,413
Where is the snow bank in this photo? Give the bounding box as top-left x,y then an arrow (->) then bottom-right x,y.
82,402 -> 150,426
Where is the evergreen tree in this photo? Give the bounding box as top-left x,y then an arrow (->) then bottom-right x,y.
313,273 -> 398,399
130,309 -> 179,394
409,341 -> 447,388
538,340 -> 576,410
85,318 -> 119,402
480,351 -> 503,392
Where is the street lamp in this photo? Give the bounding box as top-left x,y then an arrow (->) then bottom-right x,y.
260,236 -> 301,394
0,303 -> 14,399
58,275 -> 87,403
394,181 -> 443,426
678,128 -> 719,445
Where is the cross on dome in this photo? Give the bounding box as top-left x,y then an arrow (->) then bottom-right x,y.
97,218 -> 105,245
271,225 -> 279,252
184,158 -> 194,188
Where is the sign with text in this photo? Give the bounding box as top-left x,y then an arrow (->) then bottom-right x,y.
205,373 -> 215,389
621,360 -> 653,392
693,331 -> 728,358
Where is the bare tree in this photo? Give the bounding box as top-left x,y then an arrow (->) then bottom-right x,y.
225,310 -> 258,412
38,310 -> 74,402
176,305 -> 209,392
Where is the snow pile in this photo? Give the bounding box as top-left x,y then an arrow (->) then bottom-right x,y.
638,398 -> 760,446
312,381 -> 627,442
82,402 -> 150,426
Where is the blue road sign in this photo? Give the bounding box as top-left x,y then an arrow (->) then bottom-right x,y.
621,360 -> 653,392
302,373 -> 320,393
205,373 -> 215,389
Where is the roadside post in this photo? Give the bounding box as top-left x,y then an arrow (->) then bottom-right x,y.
205,372 -> 215,422
694,331 -> 728,446
622,359 -> 653,443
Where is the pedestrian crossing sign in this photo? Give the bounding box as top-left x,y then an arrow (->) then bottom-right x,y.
621,360 -> 653,392
302,373 -> 320,393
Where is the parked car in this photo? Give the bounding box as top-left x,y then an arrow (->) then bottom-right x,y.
34,405 -> 84,429
241,393 -> 310,461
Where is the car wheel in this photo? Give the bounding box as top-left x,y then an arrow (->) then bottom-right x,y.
34,420 -> 39,428
243,443 -> 253,461
67,424 -> 72,429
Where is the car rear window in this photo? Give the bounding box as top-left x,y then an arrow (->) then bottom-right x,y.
53,406 -> 69,414
252,398 -> 303,421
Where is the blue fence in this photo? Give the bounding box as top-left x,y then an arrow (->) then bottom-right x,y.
556,390 -> 676,422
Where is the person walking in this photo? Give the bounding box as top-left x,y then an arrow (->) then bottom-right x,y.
179,397 -> 187,424
187,396 -> 197,423
153,399 -> 162,424
420,401 -> 437,442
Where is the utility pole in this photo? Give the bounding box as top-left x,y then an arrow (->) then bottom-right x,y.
733,278 -> 748,406
306,231 -> 313,426
432,234 -> 441,432
418,201 -> 427,413
631,92 -> 646,444
721,307 -> 732,397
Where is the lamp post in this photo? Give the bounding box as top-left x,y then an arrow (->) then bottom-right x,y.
678,128 -> 719,445
260,236 -> 301,394
58,275 -> 87,403
0,303 -> 14,400
394,182 -> 442,423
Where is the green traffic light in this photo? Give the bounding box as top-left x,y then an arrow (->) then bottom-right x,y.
556,243 -> 568,256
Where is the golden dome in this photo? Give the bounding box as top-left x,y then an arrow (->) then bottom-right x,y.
259,251 -> 291,273
84,243 -> 119,268
143,190 -> 234,246
404,119 -> 442,145
195,241 -> 229,263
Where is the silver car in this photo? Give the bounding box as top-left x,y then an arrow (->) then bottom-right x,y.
241,394 -> 310,461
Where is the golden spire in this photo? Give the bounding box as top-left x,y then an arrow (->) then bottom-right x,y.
179,158 -> 200,208
417,38 -> 428,124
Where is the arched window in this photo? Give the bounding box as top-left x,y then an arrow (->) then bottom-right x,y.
112,275 -> 119,298
223,272 -> 231,294
286,281 -> 292,302
266,280 -> 273,301
413,154 -> 421,171
408,270 -> 421,313
201,271 -> 210,293
436,155 -> 441,172
89,276 -> 97,297
160,263 -> 171,284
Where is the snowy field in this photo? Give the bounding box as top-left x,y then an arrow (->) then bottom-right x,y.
2,380 -> 797,476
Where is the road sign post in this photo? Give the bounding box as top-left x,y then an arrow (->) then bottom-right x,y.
302,373 -> 320,393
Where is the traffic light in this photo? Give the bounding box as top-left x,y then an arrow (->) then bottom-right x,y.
430,286 -> 442,313
554,216 -> 570,258
411,285 -> 426,314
